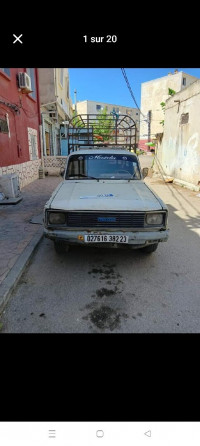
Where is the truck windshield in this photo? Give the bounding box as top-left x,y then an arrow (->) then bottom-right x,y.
66,154 -> 141,180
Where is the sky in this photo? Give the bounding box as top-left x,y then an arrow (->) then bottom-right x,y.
69,68 -> 200,109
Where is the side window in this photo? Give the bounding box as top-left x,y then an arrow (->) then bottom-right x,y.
0,68 -> 10,76
26,68 -> 36,99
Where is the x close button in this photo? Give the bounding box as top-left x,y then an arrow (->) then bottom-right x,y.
13,34 -> 23,44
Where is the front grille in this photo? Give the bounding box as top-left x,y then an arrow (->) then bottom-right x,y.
67,212 -> 145,228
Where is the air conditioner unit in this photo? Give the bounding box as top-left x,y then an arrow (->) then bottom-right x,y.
18,72 -> 32,93
0,173 -> 21,198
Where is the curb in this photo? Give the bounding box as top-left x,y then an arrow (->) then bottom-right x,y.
173,178 -> 200,192
0,228 -> 44,315
152,173 -> 200,192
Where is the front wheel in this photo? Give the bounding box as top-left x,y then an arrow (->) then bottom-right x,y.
141,243 -> 158,254
54,240 -> 69,254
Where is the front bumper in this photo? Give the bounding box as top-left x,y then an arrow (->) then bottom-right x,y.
44,227 -> 169,248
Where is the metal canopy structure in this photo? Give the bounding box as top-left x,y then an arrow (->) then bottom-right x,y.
67,113 -> 137,153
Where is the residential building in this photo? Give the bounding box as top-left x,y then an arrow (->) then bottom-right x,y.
139,70 -> 199,150
38,68 -> 73,156
156,78 -> 200,188
0,68 -> 41,188
76,100 -> 140,144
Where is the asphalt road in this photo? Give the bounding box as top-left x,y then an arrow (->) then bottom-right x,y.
1,156 -> 200,333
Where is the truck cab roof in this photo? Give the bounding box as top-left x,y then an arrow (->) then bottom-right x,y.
69,148 -> 138,157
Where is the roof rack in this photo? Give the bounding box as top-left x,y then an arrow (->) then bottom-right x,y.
67,113 -> 137,153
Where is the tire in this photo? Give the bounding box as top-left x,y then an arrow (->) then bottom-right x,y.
141,243 -> 158,254
54,240 -> 69,254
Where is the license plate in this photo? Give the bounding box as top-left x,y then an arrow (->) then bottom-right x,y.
84,235 -> 129,243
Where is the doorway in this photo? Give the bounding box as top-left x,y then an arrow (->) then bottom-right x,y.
45,131 -> 50,156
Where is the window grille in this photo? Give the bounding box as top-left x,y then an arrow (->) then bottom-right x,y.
31,134 -> 37,159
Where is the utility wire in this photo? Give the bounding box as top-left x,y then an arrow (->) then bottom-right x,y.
121,68 -> 148,120
0,93 -> 38,118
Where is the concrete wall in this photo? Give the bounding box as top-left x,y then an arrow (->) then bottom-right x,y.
39,69 -> 73,157
158,79 -> 200,186
39,68 -> 72,119
56,68 -> 71,120
38,69 -> 56,105
139,71 -> 199,144
76,100 -> 88,115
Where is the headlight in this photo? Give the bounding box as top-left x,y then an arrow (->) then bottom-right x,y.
48,212 -> 66,224
146,213 -> 163,225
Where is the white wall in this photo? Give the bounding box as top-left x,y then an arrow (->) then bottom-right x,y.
158,79 -> 200,185
140,72 -> 199,141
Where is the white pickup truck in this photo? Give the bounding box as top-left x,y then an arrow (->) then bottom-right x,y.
43,148 -> 169,254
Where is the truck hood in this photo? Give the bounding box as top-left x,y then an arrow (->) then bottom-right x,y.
49,180 -> 164,211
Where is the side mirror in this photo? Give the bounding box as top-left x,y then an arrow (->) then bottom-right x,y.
142,167 -> 149,178
60,168 -> 65,177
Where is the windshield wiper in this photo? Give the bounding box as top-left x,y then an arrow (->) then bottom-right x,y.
68,174 -> 98,180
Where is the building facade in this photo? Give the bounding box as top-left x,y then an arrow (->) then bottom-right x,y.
76,100 -> 140,144
156,79 -> 200,187
139,70 -> 199,150
38,68 -> 73,157
0,68 -> 41,188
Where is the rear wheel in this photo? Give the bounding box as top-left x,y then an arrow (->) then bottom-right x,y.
141,243 -> 158,254
54,240 -> 69,254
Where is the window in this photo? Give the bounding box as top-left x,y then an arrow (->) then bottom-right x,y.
0,117 -> 9,133
31,134 -> 37,159
136,112 -> 139,115
0,68 -> 10,77
26,68 -> 36,99
66,154 -> 141,180
96,105 -> 101,110
183,77 -> 186,86
28,128 -> 38,159
60,68 -> 64,86
180,113 -> 189,125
